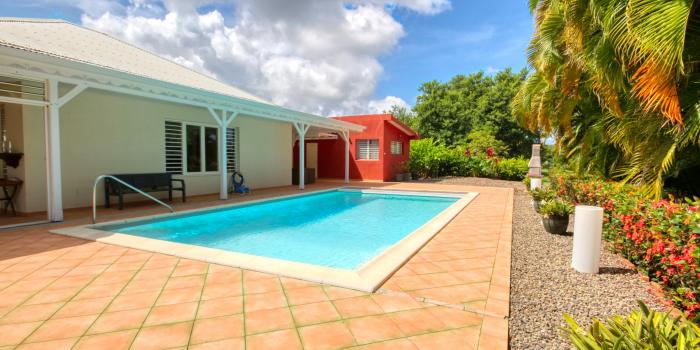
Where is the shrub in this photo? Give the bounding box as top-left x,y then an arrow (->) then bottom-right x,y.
408,138 -> 528,180
540,199 -> 573,217
563,302 -> 700,349
493,157 -> 529,180
551,174 -> 700,319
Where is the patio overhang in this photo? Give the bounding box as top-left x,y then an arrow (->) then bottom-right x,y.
0,45 -> 364,221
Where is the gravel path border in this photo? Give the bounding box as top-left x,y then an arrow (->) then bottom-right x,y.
414,177 -> 667,349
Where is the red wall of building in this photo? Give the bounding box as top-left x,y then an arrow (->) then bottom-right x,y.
292,114 -> 417,181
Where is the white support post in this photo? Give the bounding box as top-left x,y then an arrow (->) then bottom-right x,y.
45,79 -> 63,221
293,122 -> 309,190
208,108 -> 238,200
340,131 -> 350,184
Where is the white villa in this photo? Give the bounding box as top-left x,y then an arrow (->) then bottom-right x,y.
0,18 -> 363,224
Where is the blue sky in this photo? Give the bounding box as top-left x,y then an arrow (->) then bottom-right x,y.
0,1 -> 533,114
380,1 -> 533,105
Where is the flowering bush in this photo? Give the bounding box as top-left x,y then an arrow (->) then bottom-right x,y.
408,138 -> 528,180
551,174 -> 700,319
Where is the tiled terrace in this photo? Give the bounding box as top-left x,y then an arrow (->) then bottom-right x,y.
0,181 -> 512,349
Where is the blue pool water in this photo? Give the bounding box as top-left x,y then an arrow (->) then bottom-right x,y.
99,190 -> 459,269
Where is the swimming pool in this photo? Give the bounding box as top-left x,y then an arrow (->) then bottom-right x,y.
54,188 -> 477,291
99,189 -> 459,269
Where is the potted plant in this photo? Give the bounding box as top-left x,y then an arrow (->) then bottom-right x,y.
539,199 -> 573,234
530,187 -> 554,212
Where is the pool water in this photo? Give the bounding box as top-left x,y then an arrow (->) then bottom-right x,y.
99,190 -> 459,269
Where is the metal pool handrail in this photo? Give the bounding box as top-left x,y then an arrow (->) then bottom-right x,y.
92,175 -> 174,224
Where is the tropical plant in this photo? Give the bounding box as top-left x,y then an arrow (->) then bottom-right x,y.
563,302 -> 700,349
531,187 -> 555,202
512,0 -> 700,198
540,198 -> 573,217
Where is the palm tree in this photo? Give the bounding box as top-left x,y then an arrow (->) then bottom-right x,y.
513,0 -> 700,197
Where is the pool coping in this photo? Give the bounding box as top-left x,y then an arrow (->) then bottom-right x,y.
51,187 -> 478,292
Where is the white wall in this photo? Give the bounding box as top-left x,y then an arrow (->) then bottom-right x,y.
8,87 -> 292,211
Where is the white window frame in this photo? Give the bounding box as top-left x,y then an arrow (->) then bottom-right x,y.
390,140 -> 403,155
165,120 -> 219,176
356,139 -> 380,161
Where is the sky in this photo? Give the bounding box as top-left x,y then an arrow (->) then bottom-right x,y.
0,0 -> 534,116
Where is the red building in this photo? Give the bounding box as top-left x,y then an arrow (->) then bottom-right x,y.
293,114 -> 419,181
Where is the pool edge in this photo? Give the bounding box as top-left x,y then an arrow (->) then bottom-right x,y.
51,188 -> 478,292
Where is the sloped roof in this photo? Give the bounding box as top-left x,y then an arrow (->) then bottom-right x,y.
0,17 -> 270,105
332,114 -> 419,138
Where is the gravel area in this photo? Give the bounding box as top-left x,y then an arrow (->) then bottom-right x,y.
414,177 -> 667,349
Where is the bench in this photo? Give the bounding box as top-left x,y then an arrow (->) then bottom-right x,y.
104,173 -> 186,210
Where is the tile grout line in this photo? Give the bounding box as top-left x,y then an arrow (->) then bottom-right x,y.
126,257 -> 181,350
279,274 -> 307,348
185,263 -> 210,348
68,252 -> 158,348
14,245 -> 130,347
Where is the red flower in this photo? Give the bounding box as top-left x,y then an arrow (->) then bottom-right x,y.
486,148 -> 495,157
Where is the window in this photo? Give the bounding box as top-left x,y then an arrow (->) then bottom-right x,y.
390,141 -> 403,155
165,121 -> 237,174
356,139 -> 379,160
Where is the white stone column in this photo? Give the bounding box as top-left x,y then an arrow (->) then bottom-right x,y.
45,79 -> 63,221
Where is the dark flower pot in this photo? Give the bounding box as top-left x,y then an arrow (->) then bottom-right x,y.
395,173 -> 405,181
542,214 -> 569,235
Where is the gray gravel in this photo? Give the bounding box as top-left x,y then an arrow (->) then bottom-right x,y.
413,177 -> 667,349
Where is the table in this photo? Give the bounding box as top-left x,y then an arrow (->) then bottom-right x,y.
0,178 -> 22,215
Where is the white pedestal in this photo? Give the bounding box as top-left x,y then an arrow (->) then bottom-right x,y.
571,205 -> 604,273
530,177 -> 542,190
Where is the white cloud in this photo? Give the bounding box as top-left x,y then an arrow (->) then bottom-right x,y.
367,96 -> 410,114
485,66 -> 500,74
76,0 -> 449,115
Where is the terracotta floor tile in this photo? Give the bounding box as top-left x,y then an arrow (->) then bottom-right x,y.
355,338 -> 419,350
291,301 -> 341,326
299,321 -> 356,350
90,270 -> 135,286
144,301 -> 198,326
14,337 -> 78,350
165,275 -> 205,290
72,329 -> 136,350
477,334 -> 508,350
155,286 -> 202,306
245,277 -> 282,294
74,282 -> 124,300
405,262 -> 443,275
346,315 -> 405,344
0,321 -> 41,346
25,315 -> 97,343
121,278 -> 167,295
191,314 -> 244,344
426,307 -> 482,328
107,291 -> 159,312
244,291 -> 288,312
171,261 -> 208,277
370,293 -> 422,313
88,308 -> 150,334
242,270 -> 276,283
206,270 -> 241,285
130,321 -> 192,349
0,302 -> 64,324
246,329 -> 302,350
388,308 -> 447,336
245,307 -> 294,334
322,286 -> 367,300
280,277 -> 319,291
202,282 -> 242,300
285,286 -> 329,306
189,337 -> 245,350
197,296 -> 243,318
333,296 -> 383,318
23,288 -> 77,305
53,296 -> 112,318
408,327 -> 480,350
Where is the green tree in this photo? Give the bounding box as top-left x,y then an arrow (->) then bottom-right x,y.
412,68 -> 537,156
385,104 -> 419,130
